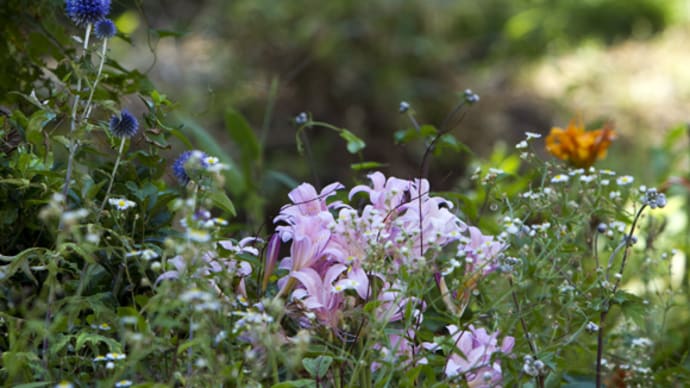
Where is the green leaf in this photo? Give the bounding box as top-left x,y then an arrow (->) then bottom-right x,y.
205,191 -> 237,217
271,380 -> 316,388
26,110 -> 55,157
13,383 -> 51,388
394,125 -> 437,144
174,112 -> 245,195
225,109 -> 260,161
155,29 -> 188,38
0,178 -> 30,187
75,332 -> 121,352
351,161 -> 387,171
339,129 -> 365,153
302,355 -> 332,379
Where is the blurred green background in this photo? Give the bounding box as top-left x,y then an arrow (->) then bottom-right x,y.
2,0 -> 689,218
113,0 -> 689,183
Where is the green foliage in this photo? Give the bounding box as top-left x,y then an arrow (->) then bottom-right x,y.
0,1 -> 688,387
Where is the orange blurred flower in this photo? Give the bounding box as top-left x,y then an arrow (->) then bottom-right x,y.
545,118 -> 616,168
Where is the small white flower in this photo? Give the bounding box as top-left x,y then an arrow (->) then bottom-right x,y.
106,352 -> 127,361
109,198 -> 136,211
205,156 -> 229,172
616,175 -> 634,185
55,382 -> 74,388
61,208 -> 89,224
516,140 -> 528,149
585,321 -> 599,333
187,228 -> 211,243
551,174 -> 569,183
600,179 -> 610,186
120,316 -> 138,325
204,156 -> 219,166
631,337 -> 653,347
579,175 -> 595,183
609,191 -> 621,199
525,132 -> 542,140
600,169 -> 616,176
114,381 -> 133,388
213,217 -> 228,226
568,168 -> 585,176
126,249 -> 159,261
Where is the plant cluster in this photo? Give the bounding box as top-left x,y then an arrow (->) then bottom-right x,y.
0,1 -> 689,388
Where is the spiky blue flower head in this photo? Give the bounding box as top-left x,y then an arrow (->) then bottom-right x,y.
65,0 -> 111,26
109,110 -> 139,138
94,19 -> 117,39
173,150 -> 208,185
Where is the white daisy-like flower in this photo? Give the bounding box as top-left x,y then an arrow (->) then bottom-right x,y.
114,380 -> 133,388
204,156 -> 229,172
609,191 -> 621,199
55,381 -> 74,388
187,228 -> 211,243
204,156 -> 219,165
515,140 -> 528,149
616,175 -> 634,185
525,131 -> 542,140
599,169 -> 616,176
213,217 -> 228,226
106,352 -> 127,361
551,174 -> 569,183
108,198 -> 136,211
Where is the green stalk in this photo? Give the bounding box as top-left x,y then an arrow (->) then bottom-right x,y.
97,137 -> 127,221
62,23 -> 93,199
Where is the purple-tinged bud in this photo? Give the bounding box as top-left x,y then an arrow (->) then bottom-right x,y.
262,233 -> 281,292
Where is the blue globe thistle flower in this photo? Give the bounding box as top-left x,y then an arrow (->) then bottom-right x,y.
173,150 -> 208,185
94,19 -> 117,39
65,0 -> 111,26
109,110 -> 139,138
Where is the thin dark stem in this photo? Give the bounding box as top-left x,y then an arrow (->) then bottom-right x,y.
300,129 -> 320,189
595,204 -> 646,388
508,276 -> 545,388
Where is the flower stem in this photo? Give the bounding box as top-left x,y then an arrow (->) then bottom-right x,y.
82,37 -> 109,121
97,137 -> 126,221
62,23 -> 93,200
595,205 -> 646,388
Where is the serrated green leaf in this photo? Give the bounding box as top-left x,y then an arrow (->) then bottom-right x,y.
75,332 -> 121,352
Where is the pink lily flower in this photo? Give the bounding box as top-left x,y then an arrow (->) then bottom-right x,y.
445,324 -> 515,387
